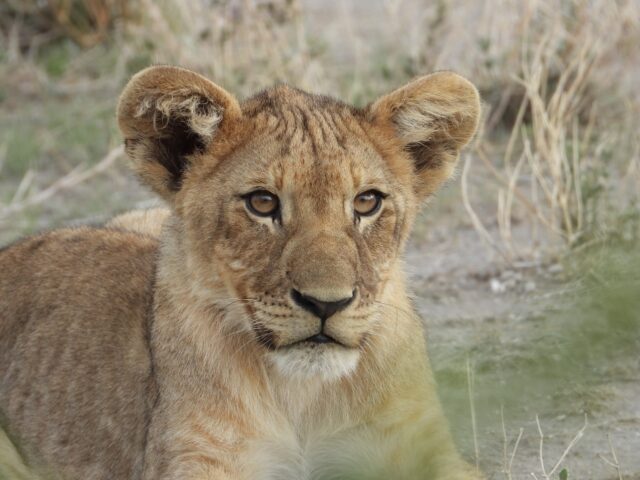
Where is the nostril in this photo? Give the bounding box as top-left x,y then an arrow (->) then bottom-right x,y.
291,289 -> 320,317
291,289 -> 355,320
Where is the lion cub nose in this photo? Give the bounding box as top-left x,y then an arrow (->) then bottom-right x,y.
291,289 -> 355,320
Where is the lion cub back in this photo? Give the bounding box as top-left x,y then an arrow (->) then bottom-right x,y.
0,227 -> 159,479
106,207 -> 170,238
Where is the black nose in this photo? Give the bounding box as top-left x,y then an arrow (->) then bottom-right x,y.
291,289 -> 355,320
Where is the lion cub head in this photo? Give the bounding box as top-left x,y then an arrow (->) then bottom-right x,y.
117,66 -> 480,380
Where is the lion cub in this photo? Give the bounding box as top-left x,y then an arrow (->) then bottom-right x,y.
0,66 -> 481,479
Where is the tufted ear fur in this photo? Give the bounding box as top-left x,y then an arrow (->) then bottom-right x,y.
117,65 -> 241,200
370,72 -> 480,198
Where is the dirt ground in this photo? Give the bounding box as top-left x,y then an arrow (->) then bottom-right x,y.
409,188 -> 640,479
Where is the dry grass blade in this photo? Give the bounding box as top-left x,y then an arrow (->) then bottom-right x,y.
501,406 -> 524,480
466,357 -> 480,472
461,153 -> 511,261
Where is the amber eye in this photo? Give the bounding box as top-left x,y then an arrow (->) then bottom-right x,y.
354,190 -> 384,217
245,190 -> 280,217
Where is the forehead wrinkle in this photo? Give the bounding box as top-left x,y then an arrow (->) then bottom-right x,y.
284,106 -> 307,150
267,114 -> 287,141
270,157 -> 287,191
320,110 -> 346,147
246,89 -> 357,158
311,108 -> 328,145
294,105 -> 311,142
320,109 -> 350,152
301,106 -> 343,159
289,104 -> 352,159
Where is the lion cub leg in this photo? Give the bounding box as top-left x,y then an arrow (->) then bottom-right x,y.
141,398 -> 257,480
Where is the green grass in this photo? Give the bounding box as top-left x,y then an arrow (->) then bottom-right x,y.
39,40 -> 77,78
0,96 -> 117,179
433,243 -> 640,460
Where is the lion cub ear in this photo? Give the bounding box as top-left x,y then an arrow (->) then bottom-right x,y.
117,65 -> 241,200
370,72 -> 480,198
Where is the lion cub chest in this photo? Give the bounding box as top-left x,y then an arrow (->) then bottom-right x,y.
241,422 -> 382,480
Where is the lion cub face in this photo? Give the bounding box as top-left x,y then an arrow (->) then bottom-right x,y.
118,66 -> 480,380
186,97 -> 412,379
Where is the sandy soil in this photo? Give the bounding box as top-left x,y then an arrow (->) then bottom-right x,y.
408,197 -> 640,480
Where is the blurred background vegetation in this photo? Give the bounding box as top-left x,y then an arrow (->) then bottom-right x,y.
0,1 -> 639,479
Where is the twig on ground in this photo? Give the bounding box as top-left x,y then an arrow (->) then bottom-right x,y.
533,414 -> 588,480
0,145 -> 124,219
598,433 -> 624,480
509,428 -> 524,479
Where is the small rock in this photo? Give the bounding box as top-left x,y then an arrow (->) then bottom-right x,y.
490,278 -> 506,293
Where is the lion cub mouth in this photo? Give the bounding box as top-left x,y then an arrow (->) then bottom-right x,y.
251,324 -> 350,351
289,332 -> 347,348
267,332 -> 362,380
305,333 -> 337,344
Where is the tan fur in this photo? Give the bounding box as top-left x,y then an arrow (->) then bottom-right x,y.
0,66 -> 482,479
107,207 -> 170,237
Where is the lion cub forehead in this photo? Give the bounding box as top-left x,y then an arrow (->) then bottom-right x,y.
236,139 -> 386,198
236,86 -> 388,186
241,86 -> 371,152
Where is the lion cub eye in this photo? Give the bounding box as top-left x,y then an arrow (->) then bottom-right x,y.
245,190 -> 280,217
354,190 -> 384,217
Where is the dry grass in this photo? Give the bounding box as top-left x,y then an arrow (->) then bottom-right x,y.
462,0 -> 640,260
498,413 -> 587,480
0,145 -> 123,218
2,0 -> 637,253
598,434 -> 625,480
0,0 -> 133,53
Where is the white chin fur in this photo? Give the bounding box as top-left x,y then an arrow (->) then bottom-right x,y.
269,345 -> 360,382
